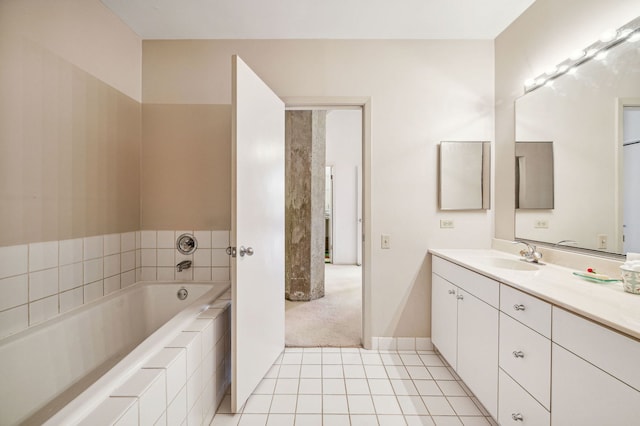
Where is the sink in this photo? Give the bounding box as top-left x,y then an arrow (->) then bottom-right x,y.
484,258 -> 540,271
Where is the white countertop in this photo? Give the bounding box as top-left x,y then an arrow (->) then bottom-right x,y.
429,249 -> 640,341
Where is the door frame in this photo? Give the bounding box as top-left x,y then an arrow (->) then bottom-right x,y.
283,96 -> 372,349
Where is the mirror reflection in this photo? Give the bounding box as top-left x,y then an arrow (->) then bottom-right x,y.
515,19 -> 640,254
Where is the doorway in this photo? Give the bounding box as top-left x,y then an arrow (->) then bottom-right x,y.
284,106 -> 364,347
623,105 -> 640,252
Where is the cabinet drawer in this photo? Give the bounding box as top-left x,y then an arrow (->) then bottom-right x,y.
499,313 -> 551,409
432,256 -> 499,307
499,369 -> 550,426
500,284 -> 551,338
553,307 -> 640,391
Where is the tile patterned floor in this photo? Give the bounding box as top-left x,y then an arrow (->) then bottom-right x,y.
211,348 -> 497,426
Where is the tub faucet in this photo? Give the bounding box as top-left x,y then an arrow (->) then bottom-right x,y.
513,241 -> 543,263
176,260 -> 192,272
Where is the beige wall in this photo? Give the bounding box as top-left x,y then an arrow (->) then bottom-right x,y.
0,0 -> 142,246
494,0 -> 640,241
141,104 -> 231,230
142,40 -> 495,337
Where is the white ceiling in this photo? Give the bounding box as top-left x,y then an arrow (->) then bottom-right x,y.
100,0 -> 536,40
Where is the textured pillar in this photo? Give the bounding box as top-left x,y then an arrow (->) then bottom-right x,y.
285,111 -> 326,301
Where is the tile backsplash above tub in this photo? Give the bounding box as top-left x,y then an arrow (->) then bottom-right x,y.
0,230 -> 230,340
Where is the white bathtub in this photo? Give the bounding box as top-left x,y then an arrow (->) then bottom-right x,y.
0,280 -> 230,425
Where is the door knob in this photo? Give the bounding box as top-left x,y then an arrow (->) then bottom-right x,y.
239,246 -> 254,257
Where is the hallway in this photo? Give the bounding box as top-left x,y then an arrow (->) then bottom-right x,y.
285,265 -> 362,347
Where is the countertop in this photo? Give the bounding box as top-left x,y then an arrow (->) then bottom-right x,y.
429,249 -> 640,341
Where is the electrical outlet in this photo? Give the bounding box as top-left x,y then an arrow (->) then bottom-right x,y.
535,219 -> 549,229
440,220 -> 455,229
597,234 -> 608,249
381,234 -> 391,249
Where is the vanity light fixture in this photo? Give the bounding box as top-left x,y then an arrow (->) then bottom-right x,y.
523,16 -> 640,93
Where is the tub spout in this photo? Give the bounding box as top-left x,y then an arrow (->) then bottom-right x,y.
176,260 -> 192,272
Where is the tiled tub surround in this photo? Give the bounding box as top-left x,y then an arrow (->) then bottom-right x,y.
0,230 -> 230,340
0,279 -> 230,425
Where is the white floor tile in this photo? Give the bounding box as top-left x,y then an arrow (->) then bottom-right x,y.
371,395 -> 402,415
446,397 -> 482,416
420,354 -> 445,367
293,414 -> 322,426
300,365 -> 322,378
301,353 -> 322,364
323,414 -> 350,426
470,398 -> 490,416
211,413 -> 241,425
405,415 -> 436,426
322,395 -> 349,414
323,378 -> 346,394
347,395 -> 376,414
322,347 -> 341,353
281,353 -> 303,364
343,364 -> 366,378
278,364 -> 301,379
254,379 -> 277,395
345,378 -> 370,395
397,395 -> 429,415
380,353 -> 404,365
265,365 -> 280,379
296,394 -> 322,414
350,414 -> 380,426
459,416 -> 491,426
298,378 -> 322,394
274,378 -> 299,394
322,365 -> 344,379
364,365 -> 387,379
361,353 -> 383,365
378,414 -> 408,425
238,414 -> 268,426
368,379 -> 395,395
270,394 -> 297,414
391,379 -> 419,396
385,365 -> 410,379
406,366 -> 432,380
303,348 -> 322,353
266,413 -> 295,426
243,394 -> 272,414
436,381 -> 466,396
427,367 -> 455,380
431,416 -> 463,426
422,396 -> 455,416
322,352 -> 342,364
400,354 -> 424,366
414,381 -> 443,396
341,353 -> 363,364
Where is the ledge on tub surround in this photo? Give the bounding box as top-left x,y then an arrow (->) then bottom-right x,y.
0,230 -> 230,341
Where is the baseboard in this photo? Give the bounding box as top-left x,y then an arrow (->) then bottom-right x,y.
370,337 -> 433,351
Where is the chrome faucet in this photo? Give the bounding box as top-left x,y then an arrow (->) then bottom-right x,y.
176,260 -> 192,272
513,241 -> 543,263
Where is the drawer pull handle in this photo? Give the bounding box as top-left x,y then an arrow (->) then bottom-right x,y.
448,289 -> 455,295
512,413 -> 524,421
513,304 -> 526,311
456,294 -> 464,300
512,350 -> 525,358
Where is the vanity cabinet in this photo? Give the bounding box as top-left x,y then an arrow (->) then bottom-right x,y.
551,307 -> 640,425
432,256 -> 499,419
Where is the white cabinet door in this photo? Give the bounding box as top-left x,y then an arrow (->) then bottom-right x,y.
552,343 -> 640,426
499,369 -> 550,426
431,274 -> 458,369
457,290 -> 498,419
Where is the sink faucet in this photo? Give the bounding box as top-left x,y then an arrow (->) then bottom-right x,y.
176,260 -> 192,272
513,241 -> 543,263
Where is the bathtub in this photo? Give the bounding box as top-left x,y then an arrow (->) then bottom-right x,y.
0,280 -> 230,425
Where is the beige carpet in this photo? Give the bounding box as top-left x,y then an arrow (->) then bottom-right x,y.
285,264 -> 362,347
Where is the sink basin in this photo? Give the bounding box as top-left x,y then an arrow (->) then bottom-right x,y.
484,258 -> 540,271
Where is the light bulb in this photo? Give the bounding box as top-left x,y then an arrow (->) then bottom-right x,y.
595,50 -> 608,60
618,29 -> 633,39
557,65 -> 569,73
629,32 -> 640,42
545,66 -> 557,75
599,29 -> 618,42
568,67 -> 577,75
545,80 -> 554,87
524,78 -> 535,87
536,77 -> 546,86
570,50 -> 586,60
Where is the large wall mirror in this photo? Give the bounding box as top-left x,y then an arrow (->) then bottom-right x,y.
515,16 -> 640,255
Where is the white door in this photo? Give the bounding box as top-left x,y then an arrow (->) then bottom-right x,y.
231,55 -> 285,412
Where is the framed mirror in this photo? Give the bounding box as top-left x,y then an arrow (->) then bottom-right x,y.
515,16 -> 640,254
439,141 -> 490,210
